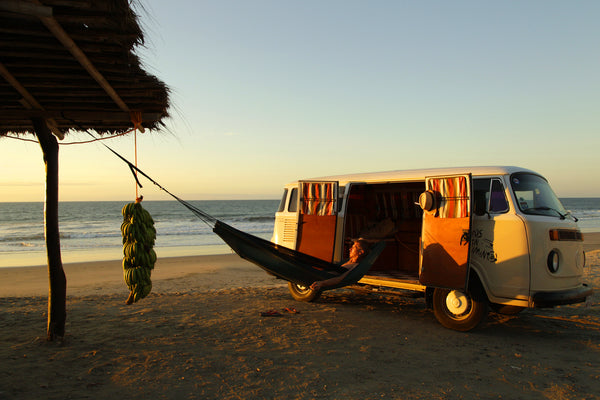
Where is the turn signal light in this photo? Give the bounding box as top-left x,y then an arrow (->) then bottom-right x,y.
549,229 -> 583,241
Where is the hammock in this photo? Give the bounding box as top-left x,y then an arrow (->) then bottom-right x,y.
214,221 -> 386,289
95,136 -> 385,289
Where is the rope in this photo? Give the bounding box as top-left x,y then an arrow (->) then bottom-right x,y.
2,128 -> 136,145
80,129 -> 217,228
134,128 -> 139,199
2,135 -> 38,143
131,111 -> 145,133
7,115 -> 217,227
132,111 -> 141,199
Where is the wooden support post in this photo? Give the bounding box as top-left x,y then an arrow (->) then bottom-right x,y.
32,118 -> 67,341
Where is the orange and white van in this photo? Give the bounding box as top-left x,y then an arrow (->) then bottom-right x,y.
271,166 -> 592,331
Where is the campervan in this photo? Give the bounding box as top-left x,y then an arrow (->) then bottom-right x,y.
271,166 -> 592,331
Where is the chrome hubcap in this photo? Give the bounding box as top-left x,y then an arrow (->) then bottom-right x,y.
446,290 -> 469,315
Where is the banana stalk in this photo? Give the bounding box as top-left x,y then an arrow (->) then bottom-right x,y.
121,198 -> 157,304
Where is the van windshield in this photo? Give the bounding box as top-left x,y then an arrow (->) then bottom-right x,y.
510,173 -> 567,218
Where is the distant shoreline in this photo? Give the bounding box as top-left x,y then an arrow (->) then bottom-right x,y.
0,244 -> 233,269
3,232 -> 599,269
0,199 -> 280,204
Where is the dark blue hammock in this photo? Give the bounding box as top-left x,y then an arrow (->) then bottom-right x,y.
214,221 -> 386,289
98,140 -> 385,289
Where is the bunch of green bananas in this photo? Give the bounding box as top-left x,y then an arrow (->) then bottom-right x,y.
121,200 -> 157,304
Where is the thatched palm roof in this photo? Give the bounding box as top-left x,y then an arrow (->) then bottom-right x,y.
0,0 -> 172,341
0,0 -> 170,137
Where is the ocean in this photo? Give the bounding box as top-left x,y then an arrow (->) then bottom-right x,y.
0,200 -> 279,268
1,198 -> 599,268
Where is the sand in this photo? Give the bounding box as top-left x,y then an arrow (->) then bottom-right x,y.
1,234 -> 599,400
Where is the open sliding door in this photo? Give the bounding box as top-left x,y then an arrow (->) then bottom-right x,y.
419,174 -> 472,290
297,181 -> 338,262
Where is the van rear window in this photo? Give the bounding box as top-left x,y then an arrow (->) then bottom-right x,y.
288,188 -> 298,212
277,189 -> 288,212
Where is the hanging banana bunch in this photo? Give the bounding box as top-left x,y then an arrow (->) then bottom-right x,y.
121,198 -> 157,304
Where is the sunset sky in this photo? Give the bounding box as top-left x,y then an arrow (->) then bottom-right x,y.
2,0 -> 599,202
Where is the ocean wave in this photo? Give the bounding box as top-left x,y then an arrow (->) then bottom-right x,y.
0,234 -> 44,243
193,215 -> 275,224
572,210 -> 600,218
60,231 -> 123,239
243,216 -> 276,223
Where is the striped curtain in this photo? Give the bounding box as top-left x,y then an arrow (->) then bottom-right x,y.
301,182 -> 336,216
428,176 -> 470,218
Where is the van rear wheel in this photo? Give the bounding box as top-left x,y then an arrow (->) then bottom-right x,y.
288,282 -> 321,302
432,288 -> 488,331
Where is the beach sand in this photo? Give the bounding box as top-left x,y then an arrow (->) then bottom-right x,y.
1,234 -> 599,399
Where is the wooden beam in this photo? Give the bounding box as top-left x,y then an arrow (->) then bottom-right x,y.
31,117 -> 67,342
35,3 -> 131,113
0,61 -> 45,110
0,1 -> 53,17
0,61 -> 63,139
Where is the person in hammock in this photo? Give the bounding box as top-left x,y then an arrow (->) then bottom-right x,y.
310,239 -> 370,291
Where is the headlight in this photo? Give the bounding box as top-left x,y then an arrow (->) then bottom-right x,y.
547,251 -> 559,273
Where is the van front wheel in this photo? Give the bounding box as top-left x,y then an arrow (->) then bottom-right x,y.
432,288 -> 488,331
288,282 -> 321,302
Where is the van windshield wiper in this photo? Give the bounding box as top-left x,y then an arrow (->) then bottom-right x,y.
565,210 -> 579,222
525,207 -> 566,219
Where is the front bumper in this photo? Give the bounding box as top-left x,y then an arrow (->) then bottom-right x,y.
532,284 -> 593,308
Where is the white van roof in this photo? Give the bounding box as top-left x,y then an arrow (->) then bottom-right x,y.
287,166 -> 539,187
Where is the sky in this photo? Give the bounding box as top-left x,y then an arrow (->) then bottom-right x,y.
2,0 -> 599,202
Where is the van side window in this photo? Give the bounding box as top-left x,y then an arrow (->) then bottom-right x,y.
277,189 -> 288,212
473,178 -> 509,215
473,179 -> 490,216
288,188 -> 298,212
489,179 -> 509,213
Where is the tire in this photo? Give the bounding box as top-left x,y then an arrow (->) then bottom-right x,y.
432,287 -> 488,331
490,303 -> 525,315
288,282 -> 321,302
